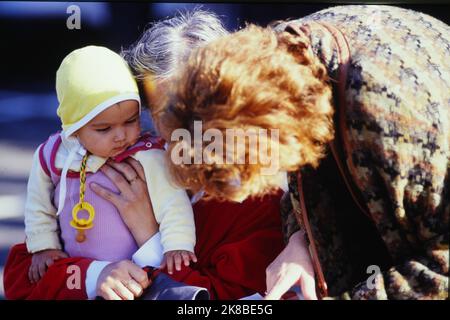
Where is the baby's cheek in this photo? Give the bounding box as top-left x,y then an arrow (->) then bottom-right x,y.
94,136 -> 114,157
131,124 -> 142,141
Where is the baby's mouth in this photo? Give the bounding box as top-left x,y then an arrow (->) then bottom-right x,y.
112,144 -> 128,155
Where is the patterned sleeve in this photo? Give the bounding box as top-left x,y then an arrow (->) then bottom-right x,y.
330,165 -> 449,300
279,174 -> 302,244
334,46 -> 449,299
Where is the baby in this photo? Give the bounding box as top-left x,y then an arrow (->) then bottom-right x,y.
24,46 -> 197,283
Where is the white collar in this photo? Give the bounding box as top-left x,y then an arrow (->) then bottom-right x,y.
56,134 -> 107,173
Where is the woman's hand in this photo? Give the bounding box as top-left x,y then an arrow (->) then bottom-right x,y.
96,260 -> 151,300
90,157 -> 159,247
265,230 -> 318,300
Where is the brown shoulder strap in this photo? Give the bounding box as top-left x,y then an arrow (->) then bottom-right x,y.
287,20 -> 373,221
316,22 -> 374,221
287,20 -> 374,299
295,171 -> 329,299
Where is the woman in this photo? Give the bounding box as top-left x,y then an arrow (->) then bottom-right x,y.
3,10 -> 285,300
155,5 -> 449,299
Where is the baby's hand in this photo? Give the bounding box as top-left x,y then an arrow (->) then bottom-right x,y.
161,250 -> 198,274
28,249 -> 68,283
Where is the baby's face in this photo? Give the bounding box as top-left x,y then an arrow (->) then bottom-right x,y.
76,100 -> 141,158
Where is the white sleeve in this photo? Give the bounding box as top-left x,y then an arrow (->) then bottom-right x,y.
85,260 -> 111,300
132,232 -> 164,267
133,149 -> 196,254
85,232 -> 164,300
24,145 -> 62,253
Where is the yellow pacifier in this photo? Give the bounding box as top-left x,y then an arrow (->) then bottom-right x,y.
70,201 -> 95,242
70,152 -> 95,243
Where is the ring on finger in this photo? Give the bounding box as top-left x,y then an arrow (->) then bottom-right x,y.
123,279 -> 142,294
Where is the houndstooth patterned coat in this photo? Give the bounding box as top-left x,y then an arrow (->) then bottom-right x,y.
275,5 -> 449,299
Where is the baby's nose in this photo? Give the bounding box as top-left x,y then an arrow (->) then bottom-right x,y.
114,127 -> 126,141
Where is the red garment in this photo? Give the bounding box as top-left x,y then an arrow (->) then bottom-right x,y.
3,243 -> 90,300
172,191 -> 284,299
3,191 -> 284,300
169,191 -> 285,299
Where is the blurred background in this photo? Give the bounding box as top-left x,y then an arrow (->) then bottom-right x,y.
0,2 -> 448,299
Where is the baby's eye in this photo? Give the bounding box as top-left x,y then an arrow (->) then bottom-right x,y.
96,127 -> 111,132
126,117 -> 138,124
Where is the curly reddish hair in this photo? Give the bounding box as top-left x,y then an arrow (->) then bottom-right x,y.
156,24 -> 335,201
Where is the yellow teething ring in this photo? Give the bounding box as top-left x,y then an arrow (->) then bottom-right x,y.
71,201 -> 95,229
69,152 -> 95,242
